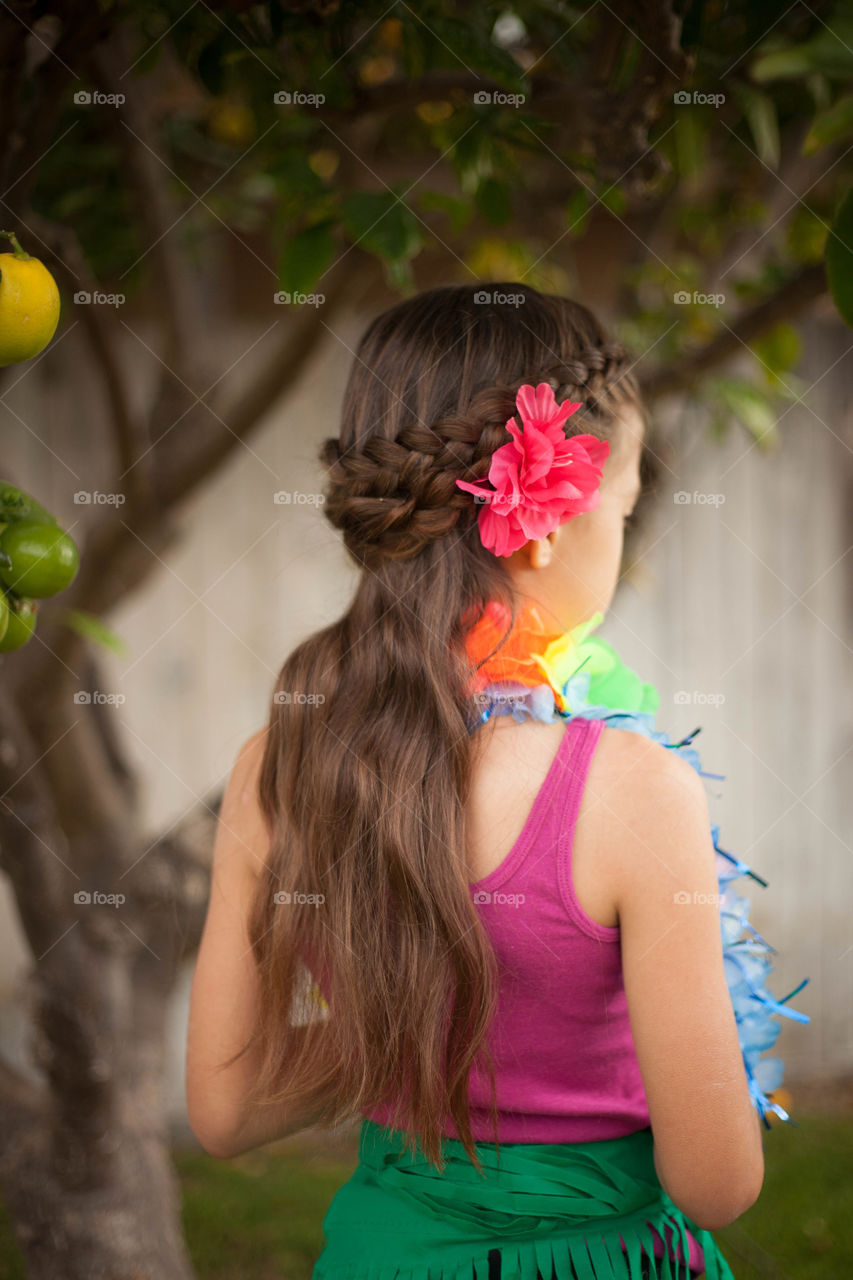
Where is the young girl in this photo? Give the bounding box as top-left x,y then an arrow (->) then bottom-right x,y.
186,284 -> 766,1280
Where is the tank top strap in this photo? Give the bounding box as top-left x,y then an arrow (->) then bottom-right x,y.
560,714 -> 606,832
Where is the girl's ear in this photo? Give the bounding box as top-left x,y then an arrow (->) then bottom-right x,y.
526,535 -> 553,569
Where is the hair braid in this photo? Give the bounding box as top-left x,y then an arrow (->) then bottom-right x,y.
321,339 -> 637,568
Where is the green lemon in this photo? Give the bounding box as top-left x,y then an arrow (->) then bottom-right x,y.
0,481 -> 59,526
0,231 -> 61,367
0,596 -> 37,651
0,592 -> 8,644
0,521 -> 79,597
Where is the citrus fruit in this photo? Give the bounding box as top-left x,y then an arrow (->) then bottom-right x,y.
0,596 -> 38,651
0,521 -> 79,597
0,481 -> 59,526
0,231 -> 61,367
0,592 -> 8,644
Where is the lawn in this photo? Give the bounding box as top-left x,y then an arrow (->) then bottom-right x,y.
0,1114 -> 848,1277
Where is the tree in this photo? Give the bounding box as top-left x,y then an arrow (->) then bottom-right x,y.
0,1 -> 850,1274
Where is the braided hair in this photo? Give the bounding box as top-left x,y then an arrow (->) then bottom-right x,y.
321,308 -> 638,569
246,283 -> 646,1176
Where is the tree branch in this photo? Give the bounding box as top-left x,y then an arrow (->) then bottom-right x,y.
2,2 -> 112,219
17,210 -> 151,503
638,262 -> 827,403
157,254 -> 358,507
0,683 -> 118,1188
87,32 -> 203,385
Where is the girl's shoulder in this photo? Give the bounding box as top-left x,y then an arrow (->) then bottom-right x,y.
591,723 -> 706,802
583,726 -> 711,876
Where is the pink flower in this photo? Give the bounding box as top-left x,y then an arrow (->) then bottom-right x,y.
456,383 -> 611,557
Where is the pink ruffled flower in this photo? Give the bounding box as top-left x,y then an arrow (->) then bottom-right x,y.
456,383 -> 611,557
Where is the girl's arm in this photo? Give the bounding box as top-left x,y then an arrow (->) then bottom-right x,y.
185,730 -> 328,1158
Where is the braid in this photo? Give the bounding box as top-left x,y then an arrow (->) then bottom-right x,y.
321,336 -> 637,567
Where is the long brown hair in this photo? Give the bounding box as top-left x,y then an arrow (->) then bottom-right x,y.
243,283 -> 643,1172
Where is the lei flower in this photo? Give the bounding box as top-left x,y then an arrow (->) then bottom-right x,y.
456,383 -> 611,557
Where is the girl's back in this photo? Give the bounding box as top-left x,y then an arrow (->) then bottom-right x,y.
187,282 -> 766,1280
464,716 -> 764,1230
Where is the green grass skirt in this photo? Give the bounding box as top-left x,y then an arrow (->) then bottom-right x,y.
312,1120 -> 735,1280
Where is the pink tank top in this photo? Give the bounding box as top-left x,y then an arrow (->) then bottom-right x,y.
365,714 -> 704,1272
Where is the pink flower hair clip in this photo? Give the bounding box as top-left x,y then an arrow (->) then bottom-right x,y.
455,382 -> 611,557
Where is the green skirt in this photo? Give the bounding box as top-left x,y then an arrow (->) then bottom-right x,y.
312,1120 -> 736,1280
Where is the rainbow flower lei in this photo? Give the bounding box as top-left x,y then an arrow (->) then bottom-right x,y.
465,599 -> 811,1130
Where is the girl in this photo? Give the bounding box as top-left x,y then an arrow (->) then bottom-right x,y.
186,284 -> 765,1280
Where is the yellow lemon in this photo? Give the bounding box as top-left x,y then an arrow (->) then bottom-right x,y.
0,231 -> 61,367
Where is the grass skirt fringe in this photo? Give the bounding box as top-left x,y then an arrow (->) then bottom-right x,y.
311,1120 -> 735,1280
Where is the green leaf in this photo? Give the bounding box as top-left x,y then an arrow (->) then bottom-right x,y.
565,188 -> 591,236
826,185 -> 853,329
62,609 -> 128,656
418,189 -> 471,233
673,109 -> 707,180
749,322 -> 802,389
731,82 -> 780,168
415,16 -> 527,92
752,24 -> 853,81
474,176 -> 512,226
599,185 -> 627,215
278,221 -> 337,295
340,191 -> 424,265
804,93 -> 853,153
707,375 -> 779,448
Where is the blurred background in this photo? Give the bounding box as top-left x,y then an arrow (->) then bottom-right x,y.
0,1 -> 851,1277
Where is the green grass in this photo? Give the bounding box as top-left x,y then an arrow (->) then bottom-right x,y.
0,1115 -> 849,1277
